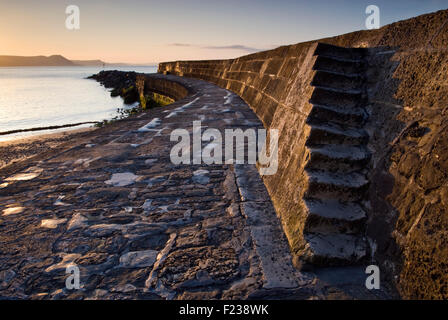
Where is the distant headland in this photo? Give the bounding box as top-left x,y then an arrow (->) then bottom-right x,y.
0,55 -> 144,67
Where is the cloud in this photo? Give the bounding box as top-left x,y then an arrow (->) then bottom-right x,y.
167,43 -> 264,53
203,45 -> 262,53
169,43 -> 193,47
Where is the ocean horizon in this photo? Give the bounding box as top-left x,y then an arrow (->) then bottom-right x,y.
0,65 -> 157,141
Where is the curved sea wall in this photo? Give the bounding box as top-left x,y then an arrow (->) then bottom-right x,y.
140,75 -> 190,101
158,9 -> 448,299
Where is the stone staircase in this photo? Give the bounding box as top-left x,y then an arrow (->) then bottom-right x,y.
300,43 -> 370,268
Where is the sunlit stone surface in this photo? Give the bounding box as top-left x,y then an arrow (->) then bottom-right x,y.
41,218 -> 67,229
2,206 -> 24,216
5,167 -> 42,181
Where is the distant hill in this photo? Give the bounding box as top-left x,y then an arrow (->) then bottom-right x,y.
0,55 -> 107,67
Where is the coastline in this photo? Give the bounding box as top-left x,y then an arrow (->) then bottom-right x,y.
0,121 -> 98,136
0,69 -> 151,170
0,70 -> 143,170
0,126 -> 96,169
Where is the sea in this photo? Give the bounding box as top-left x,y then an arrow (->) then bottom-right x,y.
0,66 -> 157,141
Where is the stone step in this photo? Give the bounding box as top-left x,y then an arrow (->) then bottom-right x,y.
312,70 -> 363,92
312,68 -> 363,79
313,55 -> 364,76
298,43 -> 370,270
308,103 -> 367,127
314,43 -> 366,61
303,198 -> 367,234
306,144 -> 371,172
304,170 -> 369,201
312,85 -> 362,95
316,54 -> 363,64
306,122 -> 369,146
300,233 -> 367,267
310,87 -> 364,109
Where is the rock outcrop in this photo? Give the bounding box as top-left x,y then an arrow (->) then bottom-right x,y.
88,71 -> 139,104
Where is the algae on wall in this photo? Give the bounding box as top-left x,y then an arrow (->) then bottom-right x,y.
136,74 -> 175,109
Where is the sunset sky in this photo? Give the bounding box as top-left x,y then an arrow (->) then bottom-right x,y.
1,0 -> 447,64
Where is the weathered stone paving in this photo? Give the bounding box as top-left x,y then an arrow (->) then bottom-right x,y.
0,75 -> 389,299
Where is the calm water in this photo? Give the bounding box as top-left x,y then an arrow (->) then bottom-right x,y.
0,66 -> 157,141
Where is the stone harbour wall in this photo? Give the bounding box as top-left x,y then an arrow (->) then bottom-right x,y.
158,9 -> 448,299
142,75 -> 191,101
